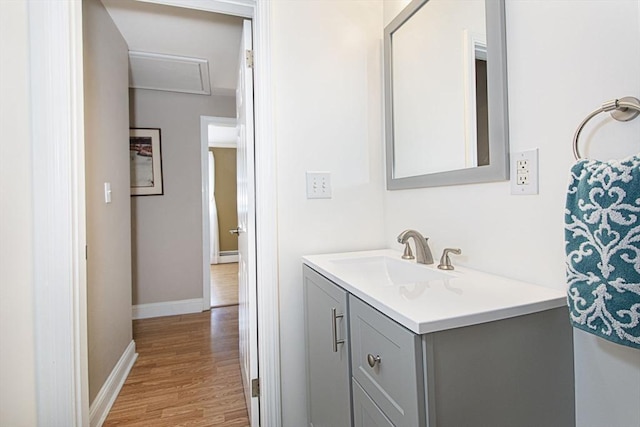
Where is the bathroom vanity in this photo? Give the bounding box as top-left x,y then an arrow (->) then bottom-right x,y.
302,250 -> 575,427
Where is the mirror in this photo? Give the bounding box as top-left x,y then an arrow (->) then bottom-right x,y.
385,0 -> 509,190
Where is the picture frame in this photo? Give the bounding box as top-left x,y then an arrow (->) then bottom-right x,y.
129,128 -> 163,196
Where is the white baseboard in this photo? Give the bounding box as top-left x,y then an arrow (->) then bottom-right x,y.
219,253 -> 239,263
89,340 -> 137,427
132,298 -> 204,320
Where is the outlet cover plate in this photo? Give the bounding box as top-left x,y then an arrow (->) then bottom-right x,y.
511,149 -> 539,195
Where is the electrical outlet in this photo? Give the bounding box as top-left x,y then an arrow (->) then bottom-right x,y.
517,173 -> 529,185
511,149 -> 539,195
517,159 -> 528,173
306,172 -> 332,199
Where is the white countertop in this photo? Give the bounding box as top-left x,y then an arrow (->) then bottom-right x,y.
302,249 -> 567,334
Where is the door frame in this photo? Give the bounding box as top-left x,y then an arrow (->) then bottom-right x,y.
28,1 -> 89,425
30,0 -> 281,425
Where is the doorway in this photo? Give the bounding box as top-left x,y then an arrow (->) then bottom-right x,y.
110,1 -> 259,424
203,116 -> 240,308
30,1 -> 281,425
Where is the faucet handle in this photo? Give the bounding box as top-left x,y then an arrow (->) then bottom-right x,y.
401,242 -> 414,260
438,248 -> 462,271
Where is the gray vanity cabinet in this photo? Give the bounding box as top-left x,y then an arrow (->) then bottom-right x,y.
303,264 -> 575,427
303,266 -> 352,427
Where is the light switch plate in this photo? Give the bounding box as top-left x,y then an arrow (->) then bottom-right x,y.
104,182 -> 112,203
306,172 -> 331,199
511,149 -> 539,195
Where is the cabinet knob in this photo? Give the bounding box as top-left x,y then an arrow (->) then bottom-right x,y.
367,354 -> 381,368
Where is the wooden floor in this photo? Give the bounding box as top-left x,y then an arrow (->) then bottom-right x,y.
104,307 -> 249,427
210,263 -> 239,308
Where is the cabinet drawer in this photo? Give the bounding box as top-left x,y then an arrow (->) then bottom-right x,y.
352,379 -> 394,427
349,296 -> 425,427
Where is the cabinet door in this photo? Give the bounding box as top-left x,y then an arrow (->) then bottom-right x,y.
303,266 -> 352,427
350,295 -> 426,427
352,379 -> 394,427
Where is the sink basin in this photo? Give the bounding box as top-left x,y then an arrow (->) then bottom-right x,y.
303,249 -> 568,334
304,249 -> 569,333
330,256 -> 451,286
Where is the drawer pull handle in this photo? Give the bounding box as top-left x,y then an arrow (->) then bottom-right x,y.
367,354 -> 381,368
331,308 -> 345,353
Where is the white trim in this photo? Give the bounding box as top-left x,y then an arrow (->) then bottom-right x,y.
201,116 -> 212,311
220,251 -> 239,263
205,117 -> 237,126
210,140 -> 238,149
89,341 -> 138,427
253,2 -> 282,425
208,117 -> 238,148
132,298 -> 204,320
136,0 -> 254,18
29,1 -> 89,425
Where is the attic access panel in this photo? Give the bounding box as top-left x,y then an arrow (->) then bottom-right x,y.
129,51 -> 212,95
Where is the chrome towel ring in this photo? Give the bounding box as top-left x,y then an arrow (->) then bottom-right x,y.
573,96 -> 640,160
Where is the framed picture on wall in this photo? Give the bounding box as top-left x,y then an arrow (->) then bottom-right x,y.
129,128 -> 163,196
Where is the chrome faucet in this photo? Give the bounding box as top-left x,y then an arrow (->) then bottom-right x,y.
397,230 -> 434,265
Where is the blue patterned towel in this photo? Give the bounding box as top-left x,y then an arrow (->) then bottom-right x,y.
565,154 -> 640,349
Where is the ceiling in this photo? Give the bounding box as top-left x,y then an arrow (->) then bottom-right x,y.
102,0 -> 244,96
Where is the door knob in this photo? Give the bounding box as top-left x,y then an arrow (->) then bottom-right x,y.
229,227 -> 242,235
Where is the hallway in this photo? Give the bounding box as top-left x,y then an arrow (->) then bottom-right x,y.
103,306 -> 249,426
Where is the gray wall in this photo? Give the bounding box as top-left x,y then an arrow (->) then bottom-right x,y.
0,1 -> 38,424
83,0 -> 133,404
130,89 -> 235,305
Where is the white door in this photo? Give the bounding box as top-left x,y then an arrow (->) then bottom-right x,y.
236,19 -> 259,426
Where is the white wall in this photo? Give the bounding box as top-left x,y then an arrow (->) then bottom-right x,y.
271,1 -> 386,425
83,0 -> 134,403
0,1 -> 38,425
130,89 -> 235,305
383,1 -> 640,426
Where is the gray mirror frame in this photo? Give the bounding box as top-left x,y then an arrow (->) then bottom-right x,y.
385,0 -> 509,190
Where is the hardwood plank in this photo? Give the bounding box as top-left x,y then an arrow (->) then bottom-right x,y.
103,306 -> 249,426
210,263 -> 239,307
